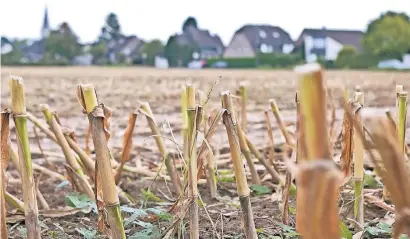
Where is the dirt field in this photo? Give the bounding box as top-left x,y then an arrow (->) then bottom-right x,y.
1,66 -> 410,238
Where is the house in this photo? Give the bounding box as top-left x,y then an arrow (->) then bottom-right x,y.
174,25 -> 224,59
223,25 -> 294,58
21,39 -> 46,63
154,53 -> 169,69
296,28 -> 363,62
107,35 -> 145,64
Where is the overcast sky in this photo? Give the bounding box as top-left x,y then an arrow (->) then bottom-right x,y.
1,0 -> 409,45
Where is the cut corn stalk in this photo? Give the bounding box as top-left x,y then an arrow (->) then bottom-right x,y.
295,63 -> 330,160
9,75 -> 41,239
186,84 -> 199,239
41,104 -> 94,199
327,89 -> 337,155
64,133 -> 95,179
295,63 -> 339,237
1,109 -> 11,239
221,91 -> 257,239
181,86 -> 189,166
115,111 -> 138,183
367,119 -> 410,238
264,110 -> 275,167
77,84 -> 125,239
353,92 -> 364,228
397,92 -> 407,154
196,108 -> 224,180
245,135 -> 283,185
269,99 -> 294,147
295,156 -> 342,239
26,112 -> 57,143
199,90 -> 217,198
224,89 -> 260,184
340,100 -> 361,182
138,101 -> 182,195
5,191 -> 24,211
239,83 -> 248,133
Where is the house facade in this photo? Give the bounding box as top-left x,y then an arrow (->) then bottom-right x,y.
175,25 -> 224,59
223,24 -> 294,58
296,28 -> 363,62
107,35 -> 145,64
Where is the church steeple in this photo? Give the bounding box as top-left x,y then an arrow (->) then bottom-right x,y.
41,6 -> 50,38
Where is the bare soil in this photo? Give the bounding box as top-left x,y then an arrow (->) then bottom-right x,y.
1,67 -> 410,238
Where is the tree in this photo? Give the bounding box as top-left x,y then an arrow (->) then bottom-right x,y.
336,46 -> 357,68
182,16 -> 198,32
45,22 -> 81,61
1,38 -> 26,65
164,35 -> 196,67
141,39 -> 164,65
100,13 -> 122,41
366,11 -> 409,35
89,42 -> 107,64
363,12 -> 410,59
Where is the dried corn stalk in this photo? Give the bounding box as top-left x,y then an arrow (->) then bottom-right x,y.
295,160 -> 342,239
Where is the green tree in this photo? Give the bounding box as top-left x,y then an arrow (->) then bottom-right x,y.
363,13 -> 410,59
45,22 -> 81,61
141,39 -> 164,65
1,38 -> 26,64
164,35 -> 196,67
89,42 -> 106,64
100,13 -> 122,41
366,11 -> 409,35
336,46 -> 357,68
182,16 -> 198,32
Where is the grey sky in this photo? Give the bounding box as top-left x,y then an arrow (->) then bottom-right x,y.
1,0 -> 409,45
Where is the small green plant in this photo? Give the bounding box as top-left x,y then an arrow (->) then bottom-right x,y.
75,228 -> 97,239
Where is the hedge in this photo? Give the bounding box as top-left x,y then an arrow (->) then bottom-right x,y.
205,53 -> 304,69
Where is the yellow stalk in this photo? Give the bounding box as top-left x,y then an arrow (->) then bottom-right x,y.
353,92 -> 364,228
9,75 -> 41,239
77,84 -> 125,239
239,83 -> 248,133
199,91 -> 217,198
295,63 -> 330,160
397,92 -> 407,154
186,84 -> 199,239
139,102 -> 182,194
269,99 -> 294,147
221,91 -> 257,239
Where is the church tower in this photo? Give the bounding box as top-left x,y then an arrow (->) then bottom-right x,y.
41,6 -> 50,39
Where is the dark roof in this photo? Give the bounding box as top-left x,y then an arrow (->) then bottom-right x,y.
296,28 -> 363,50
234,24 -> 294,51
177,25 -> 224,50
22,40 -> 45,55
109,35 -> 144,56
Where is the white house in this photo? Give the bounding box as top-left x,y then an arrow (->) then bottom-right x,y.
296,28 -> 363,62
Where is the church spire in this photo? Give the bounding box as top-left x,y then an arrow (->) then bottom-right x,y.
41,6 -> 50,38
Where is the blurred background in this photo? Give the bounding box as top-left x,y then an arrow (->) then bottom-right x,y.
1,0 -> 409,70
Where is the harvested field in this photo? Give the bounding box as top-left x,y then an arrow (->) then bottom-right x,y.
1,66 -> 410,238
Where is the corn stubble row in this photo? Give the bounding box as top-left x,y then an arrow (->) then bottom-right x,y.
0,63 -> 409,239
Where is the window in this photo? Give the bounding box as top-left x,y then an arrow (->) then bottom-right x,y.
313,38 -> 326,48
260,43 -> 268,53
272,32 -> 280,38
282,44 -> 294,54
259,30 -> 267,39
260,44 -> 273,53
